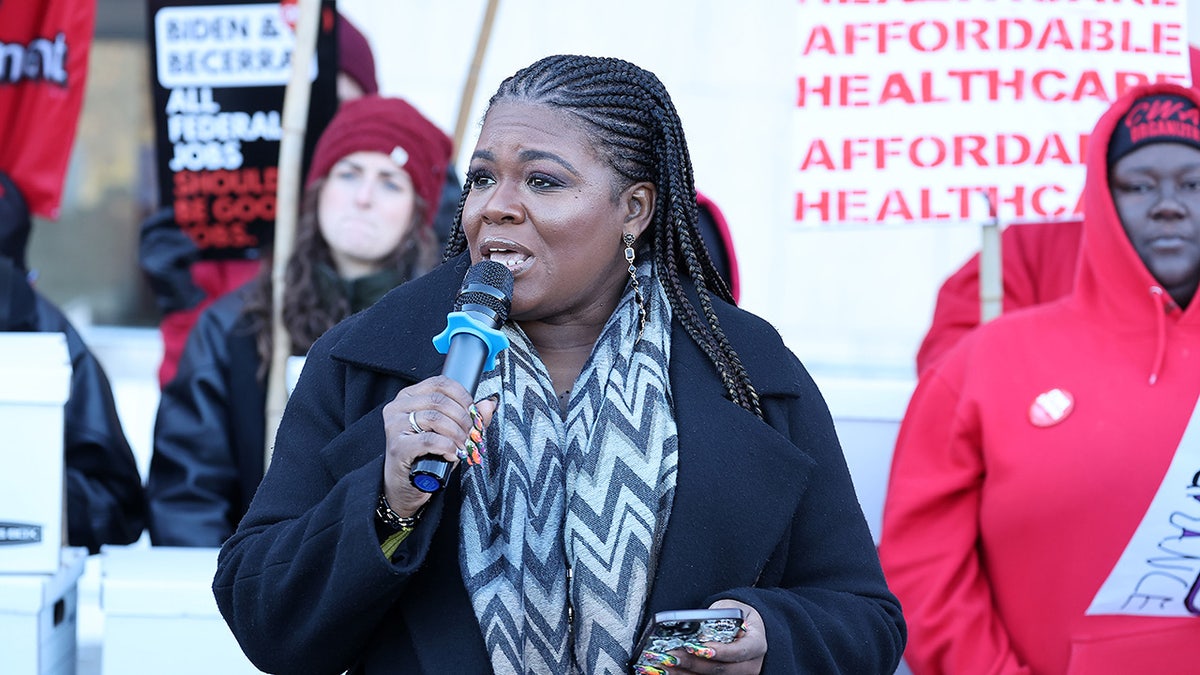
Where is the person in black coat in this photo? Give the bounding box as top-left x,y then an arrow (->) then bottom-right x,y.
0,172 -> 146,553
146,95 -> 453,546
214,54 -> 905,674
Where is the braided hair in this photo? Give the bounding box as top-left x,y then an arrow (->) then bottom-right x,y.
444,54 -> 762,418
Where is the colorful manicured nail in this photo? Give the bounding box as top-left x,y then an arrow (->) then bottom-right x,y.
633,666 -> 667,675
683,643 -> 715,659
638,651 -> 678,667
457,404 -> 486,466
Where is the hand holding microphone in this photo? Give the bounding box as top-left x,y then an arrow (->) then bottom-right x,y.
409,261 -> 513,492
380,261 -> 513,516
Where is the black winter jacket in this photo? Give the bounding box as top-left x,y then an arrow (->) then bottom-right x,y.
145,288 -> 266,546
214,255 -> 906,674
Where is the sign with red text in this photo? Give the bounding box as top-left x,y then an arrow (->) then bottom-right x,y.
0,0 -> 96,220
148,0 -> 337,260
793,2 -> 1189,227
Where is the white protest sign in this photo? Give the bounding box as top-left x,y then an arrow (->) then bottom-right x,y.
1088,395 -> 1200,618
155,3 -> 300,89
793,2 -> 1190,227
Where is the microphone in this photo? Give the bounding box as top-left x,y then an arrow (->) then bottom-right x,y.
409,260 -> 513,493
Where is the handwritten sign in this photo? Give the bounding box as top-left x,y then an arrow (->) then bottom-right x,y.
1088,395 -> 1200,618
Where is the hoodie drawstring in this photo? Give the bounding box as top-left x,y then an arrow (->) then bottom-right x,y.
1149,286 -> 1170,385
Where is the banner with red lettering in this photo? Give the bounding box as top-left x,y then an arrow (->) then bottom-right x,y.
0,0 -> 96,220
794,2 -> 1190,227
147,0 -> 337,260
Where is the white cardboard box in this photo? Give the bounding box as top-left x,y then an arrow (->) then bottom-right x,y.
100,546 -> 263,675
0,547 -> 87,674
0,333 -> 71,574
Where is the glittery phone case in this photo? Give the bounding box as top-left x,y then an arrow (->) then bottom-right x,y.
628,608 -> 744,674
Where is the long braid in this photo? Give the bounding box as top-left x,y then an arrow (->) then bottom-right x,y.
442,176 -> 471,260
448,55 -> 761,418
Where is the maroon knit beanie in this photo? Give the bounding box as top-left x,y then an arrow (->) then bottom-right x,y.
306,96 -> 452,227
337,13 -> 378,96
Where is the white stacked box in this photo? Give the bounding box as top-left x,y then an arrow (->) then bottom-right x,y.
0,547 -> 88,674
100,546 -> 263,674
0,333 -> 71,574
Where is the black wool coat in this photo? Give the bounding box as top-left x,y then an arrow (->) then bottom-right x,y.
214,255 -> 906,674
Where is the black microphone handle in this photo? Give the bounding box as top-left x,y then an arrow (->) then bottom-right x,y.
409,259 -> 512,494
409,331 -> 491,492
440,331 -> 490,394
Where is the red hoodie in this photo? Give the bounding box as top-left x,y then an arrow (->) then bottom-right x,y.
914,218 -> 1081,376
881,82 -> 1200,675
916,46 -> 1200,377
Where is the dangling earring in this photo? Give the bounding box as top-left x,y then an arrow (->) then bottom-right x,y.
624,232 -> 647,336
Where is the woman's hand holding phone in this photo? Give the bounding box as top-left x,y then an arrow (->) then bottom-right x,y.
630,599 -> 766,675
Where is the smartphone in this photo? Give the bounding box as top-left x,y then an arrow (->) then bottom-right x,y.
628,607 -> 745,674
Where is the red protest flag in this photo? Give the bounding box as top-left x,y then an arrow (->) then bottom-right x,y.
0,0 -> 96,219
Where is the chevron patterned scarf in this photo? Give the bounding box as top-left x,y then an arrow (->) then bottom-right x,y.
460,258 -> 677,674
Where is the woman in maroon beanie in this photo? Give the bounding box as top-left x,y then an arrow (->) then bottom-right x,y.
144,95 -> 452,547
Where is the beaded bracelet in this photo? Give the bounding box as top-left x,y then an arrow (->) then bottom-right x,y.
375,492 -> 423,531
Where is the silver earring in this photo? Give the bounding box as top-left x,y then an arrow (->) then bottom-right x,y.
624,232 -> 646,336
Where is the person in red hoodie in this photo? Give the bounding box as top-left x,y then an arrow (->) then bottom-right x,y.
916,47 -> 1200,377
881,81 -> 1200,674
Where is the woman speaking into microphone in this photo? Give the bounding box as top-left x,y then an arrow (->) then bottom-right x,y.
214,54 -> 904,675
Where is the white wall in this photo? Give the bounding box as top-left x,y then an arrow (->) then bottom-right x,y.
336,1 -> 1195,380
